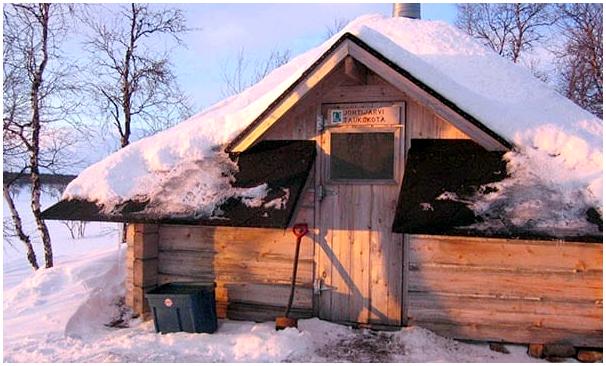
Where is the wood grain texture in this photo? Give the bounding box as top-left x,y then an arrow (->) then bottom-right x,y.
413,321 -> 602,348
409,235 -> 602,272
408,101 -> 470,140
323,85 -> 405,104
126,224 -> 159,315
407,235 -> 602,347
156,224 -> 315,321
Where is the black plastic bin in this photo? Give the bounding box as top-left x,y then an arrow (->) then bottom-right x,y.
145,282 -> 218,334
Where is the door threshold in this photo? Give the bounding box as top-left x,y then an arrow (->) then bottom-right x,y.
327,319 -> 402,332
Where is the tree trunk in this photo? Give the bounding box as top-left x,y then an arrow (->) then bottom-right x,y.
3,185 -> 39,270
29,3 -> 53,268
31,172 -> 53,268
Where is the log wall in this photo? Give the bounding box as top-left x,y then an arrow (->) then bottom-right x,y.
125,223 -> 159,317
155,224 -> 314,321
406,235 -> 603,347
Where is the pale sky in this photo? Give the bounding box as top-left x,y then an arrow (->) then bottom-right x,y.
167,3 -> 457,110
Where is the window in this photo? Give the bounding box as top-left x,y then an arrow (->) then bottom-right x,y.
330,132 -> 395,181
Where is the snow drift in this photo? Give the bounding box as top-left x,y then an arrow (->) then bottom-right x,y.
63,14 -> 602,235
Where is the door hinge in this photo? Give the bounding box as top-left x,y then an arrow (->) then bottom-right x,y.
316,113 -> 325,132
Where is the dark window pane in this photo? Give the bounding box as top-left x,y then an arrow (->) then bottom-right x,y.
330,132 -> 394,180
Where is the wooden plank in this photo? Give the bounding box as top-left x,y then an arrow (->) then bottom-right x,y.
407,101 -> 470,140
126,224 -> 136,245
323,85 -> 405,104
409,297 -> 601,332
369,186 -> 388,324
409,292 -> 602,320
133,223 -> 159,234
312,105 -> 323,318
158,225 -> 215,251
133,258 -> 158,288
227,303 -> 313,322
401,235 -> 410,325
160,226 -> 291,250
159,226 -> 314,263
409,235 -> 602,273
133,232 -> 158,259
317,143 -> 337,320
158,273 -> 215,284
349,185 -> 371,323
224,283 -> 313,309
157,257 -> 311,281
433,115 -> 470,139
126,244 -> 134,266
577,350 -> 603,362
410,320 -> 602,348
157,251 -> 313,284
330,184 -> 353,323
158,271 -> 311,287
343,55 -> 367,84
408,266 -> 602,303
411,234 -> 601,248
386,227 -> 403,325
369,185 -> 403,326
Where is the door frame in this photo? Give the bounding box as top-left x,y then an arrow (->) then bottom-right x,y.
313,101 -> 407,326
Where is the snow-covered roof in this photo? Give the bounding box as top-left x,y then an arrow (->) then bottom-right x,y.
62,15 -> 602,231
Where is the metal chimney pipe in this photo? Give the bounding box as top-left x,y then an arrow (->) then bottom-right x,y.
392,3 -> 421,19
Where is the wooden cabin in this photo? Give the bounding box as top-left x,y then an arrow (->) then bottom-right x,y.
43,25 -> 602,350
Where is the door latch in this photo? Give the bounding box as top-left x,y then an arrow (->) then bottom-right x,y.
318,184 -> 337,202
314,278 -> 337,295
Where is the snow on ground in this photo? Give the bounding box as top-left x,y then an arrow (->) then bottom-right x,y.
4,235 -> 545,363
62,14 -> 602,236
3,188 -> 121,291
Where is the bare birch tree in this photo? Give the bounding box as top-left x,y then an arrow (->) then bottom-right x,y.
324,18 -> 350,40
554,4 -> 603,117
455,4 -> 555,63
83,3 -> 192,148
3,183 -> 39,270
3,3 -> 79,269
221,48 -> 291,97
221,16 -> 351,98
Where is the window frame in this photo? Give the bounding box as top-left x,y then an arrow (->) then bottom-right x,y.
324,125 -> 402,185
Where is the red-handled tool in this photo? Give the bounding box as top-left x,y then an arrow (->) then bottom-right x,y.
276,223 -> 309,330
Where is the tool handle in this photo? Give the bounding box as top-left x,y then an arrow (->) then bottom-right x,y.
285,223 -> 308,317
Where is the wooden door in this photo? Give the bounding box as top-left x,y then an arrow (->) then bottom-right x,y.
316,102 -> 405,326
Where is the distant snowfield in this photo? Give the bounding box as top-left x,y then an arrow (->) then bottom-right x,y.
4,194 -> 546,363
